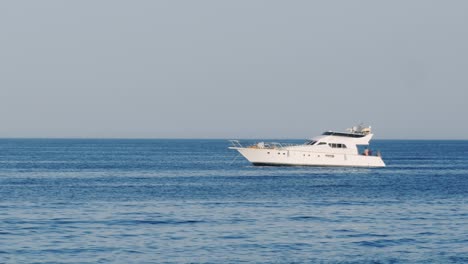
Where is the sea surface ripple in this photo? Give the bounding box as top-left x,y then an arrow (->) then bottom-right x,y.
0,139 -> 467,263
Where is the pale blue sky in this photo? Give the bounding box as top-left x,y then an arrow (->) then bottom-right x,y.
1,1 -> 467,139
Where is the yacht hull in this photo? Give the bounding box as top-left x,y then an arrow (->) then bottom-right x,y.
230,147 -> 386,168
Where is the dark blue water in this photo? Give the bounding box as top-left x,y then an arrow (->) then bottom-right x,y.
1,139 -> 467,263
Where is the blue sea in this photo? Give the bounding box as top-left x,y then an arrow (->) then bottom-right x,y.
0,139 -> 467,263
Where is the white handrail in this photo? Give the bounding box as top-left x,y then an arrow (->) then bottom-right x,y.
229,140 -> 299,150
228,140 -> 244,148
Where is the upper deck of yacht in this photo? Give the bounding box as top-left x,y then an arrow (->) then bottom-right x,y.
230,125 -> 375,152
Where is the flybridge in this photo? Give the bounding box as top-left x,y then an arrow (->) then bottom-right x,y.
321,124 -> 372,138
321,131 -> 367,138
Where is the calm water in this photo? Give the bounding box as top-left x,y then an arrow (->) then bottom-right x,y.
0,139 -> 467,263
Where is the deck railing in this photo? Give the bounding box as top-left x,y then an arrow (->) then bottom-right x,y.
229,140 -> 299,150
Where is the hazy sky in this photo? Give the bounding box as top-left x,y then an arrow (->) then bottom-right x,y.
1,1 -> 467,139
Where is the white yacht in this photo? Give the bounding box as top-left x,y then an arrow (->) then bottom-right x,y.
229,125 -> 385,168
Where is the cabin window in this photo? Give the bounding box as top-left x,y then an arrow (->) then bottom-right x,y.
317,142 -> 326,145
305,140 -> 317,145
328,143 -> 346,148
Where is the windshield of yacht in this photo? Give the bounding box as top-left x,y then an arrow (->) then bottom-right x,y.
305,140 -> 317,145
